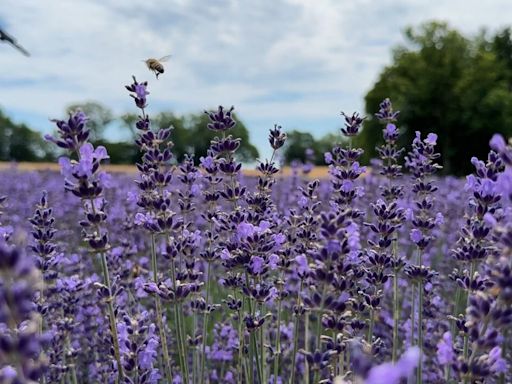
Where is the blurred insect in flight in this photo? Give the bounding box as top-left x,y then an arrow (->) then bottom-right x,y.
144,55 -> 171,79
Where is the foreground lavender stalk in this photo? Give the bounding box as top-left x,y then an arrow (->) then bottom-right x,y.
5,78 -> 511,383
125,76 -> 174,382
374,98 -> 404,362
405,131 -> 442,383
46,111 -> 124,382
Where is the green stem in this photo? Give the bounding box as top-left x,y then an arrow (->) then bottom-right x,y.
176,303 -> 189,384
150,234 -> 173,382
252,331 -> 263,384
417,280 -> 423,384
392,266 -> 400,362
290,280 -> 303,384
260,309 -> 266,384
273,282 -> 283,383
368,308 -> 374,344
169,255 -> 188,384
411,283 -> 416,347
70,365 -> 78,384
172,299 -> 186,380
249,328 -> 254,384
99,251 -> 124,382
463,261 -> 477,366
499,329 -> 508,384
200,262 -> 212,384
237,298 -> 247,383
305,313 -> 310,384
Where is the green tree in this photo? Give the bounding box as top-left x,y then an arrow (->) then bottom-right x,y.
283,131 -> 341,165
0,108 -> 53,162
359,21 -> 512,175
119,110 -> 259,164
282,130 -> 318,164
187,111 -> 259,163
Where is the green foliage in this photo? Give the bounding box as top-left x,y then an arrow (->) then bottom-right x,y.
0,109 -> 54,162
120,110 -> 259,164
283,130 -> 338,165
360,21 -> 512,175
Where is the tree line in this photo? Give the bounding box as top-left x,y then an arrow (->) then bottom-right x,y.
0,102 -> 259,165
285,22 -> 512,176
2,22 -> 512,175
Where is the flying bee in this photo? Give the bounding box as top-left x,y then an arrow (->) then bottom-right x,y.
144,55 -> 172,79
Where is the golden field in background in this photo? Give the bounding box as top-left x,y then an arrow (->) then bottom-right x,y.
0,162 -> 332,179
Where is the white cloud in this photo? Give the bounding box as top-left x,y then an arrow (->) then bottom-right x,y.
1,0 -> 512,159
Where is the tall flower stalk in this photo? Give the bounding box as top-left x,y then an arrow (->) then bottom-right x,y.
373,98 -> 405,361
47,111 -> 124,382
404,131 -> 442,383
125,76 -> 175,382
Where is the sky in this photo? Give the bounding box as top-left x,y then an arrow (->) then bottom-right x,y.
1,0 -> 512,161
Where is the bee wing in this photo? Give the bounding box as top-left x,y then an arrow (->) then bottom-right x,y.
158,54 -> 172,62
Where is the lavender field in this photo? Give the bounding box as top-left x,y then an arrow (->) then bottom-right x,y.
1,78 -> 511,384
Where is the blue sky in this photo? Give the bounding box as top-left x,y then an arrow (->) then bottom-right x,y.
1,0 -> 512,161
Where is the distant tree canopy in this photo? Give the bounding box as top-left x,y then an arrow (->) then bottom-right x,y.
283,22 -> 512,175
356,21 -> 512,175
119,110 -> 259,163
282,130 -> 337,165
0,102 -> 259,164
0,109 -> 54,162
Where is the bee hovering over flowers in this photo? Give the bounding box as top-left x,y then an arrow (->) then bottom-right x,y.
144,55 -> 172,79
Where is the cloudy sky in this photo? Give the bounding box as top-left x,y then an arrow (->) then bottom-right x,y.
1,0 -> 511,160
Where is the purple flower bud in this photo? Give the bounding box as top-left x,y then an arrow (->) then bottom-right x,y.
488,346 -> 507,374
250,256 -> 265,274
410,229 -> 423,244
425,133 -> 438,145
340,111 -> 365,137
365,347 -> 420,384
295,254 -> 309,275
436,332 -> 454,365
490,134 -> 506,152
384,123 -> 399,141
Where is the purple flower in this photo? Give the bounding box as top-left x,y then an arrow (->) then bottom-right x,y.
295,254 -> 309,275
366,347 -> 420,384
0,366 -> 17,380
425,133 -> 438,145
488,346 -> 507,374
268,254 -> 279,270
435,212 -> 444,226
237,222 -> 256,239
125,76 -> 149,108
220,249 -> 232,260
375,98 -> 400,122
384,123 -> 398,140
250,256 -> 265,274
205,106 -> 236,132
465,174 -> 477,191
340,111 -> 365,137
483,212 -> 497,227
139,330 -> 159,369
436,332 -> 454,365
200,155 -> 215,170
490,134 -> 506,152
410,229 -> 423,244
298,195 -> 308,208
134,83 -> 149,99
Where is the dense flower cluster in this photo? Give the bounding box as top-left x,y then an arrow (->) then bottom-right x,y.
0,80 -> 510,384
